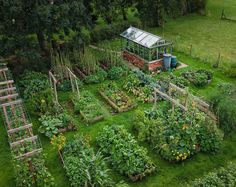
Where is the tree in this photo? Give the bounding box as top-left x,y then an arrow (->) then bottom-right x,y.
93,0 -> 118,24
94,0 -> 133,24
0,0 -> 93,54
116,0 -> 133,21
135,0 -> 165,27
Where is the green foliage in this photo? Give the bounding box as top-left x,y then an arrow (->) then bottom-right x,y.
15,156 -> 54,187
159,74 -> 190,89
39,115 -> 64,138
136,0 -> 207,27
124,73 -> 154,103
72,91 -> 104,122
97,125 -> 156,181
210,83 -> 236,134
57,80 -> 72,92
0,0 -> 93,53
91,20 -> 140,42
100,82 -> 134,109
63,137 -> 113,187
181,69 -> 213,87
30,88 -> 55,115
108,66 -> 125,80
84,69 -> 107,84
134,104 -> 223,162
74,48 -> 100,75
39,112 -> 74,138
190,162 -> 236,187
18,71 -> 49,99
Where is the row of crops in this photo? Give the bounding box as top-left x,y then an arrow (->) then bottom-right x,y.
12,60 -> 231,187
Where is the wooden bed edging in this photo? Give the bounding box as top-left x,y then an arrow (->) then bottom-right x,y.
99,91 -> 136,113
80,111 -> 104,124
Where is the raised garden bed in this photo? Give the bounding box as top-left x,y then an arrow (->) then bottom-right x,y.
123,73 -> 154,103
181,69 -> 213,87
72,91 -> 104,124
99,82 -> 136,113
59,137 -> 112,187
97,125 -> 156,181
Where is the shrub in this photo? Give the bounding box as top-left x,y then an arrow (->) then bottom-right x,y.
210,83 -> 236,134
190,162 -> 236,187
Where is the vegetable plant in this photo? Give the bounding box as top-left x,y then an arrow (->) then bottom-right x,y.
62,136 -> 113,187
97,125 -> 156,181
181,69 -> 213,87
100,82 -> 135,112
72,91 -> 104,123
133,103 -> 223,162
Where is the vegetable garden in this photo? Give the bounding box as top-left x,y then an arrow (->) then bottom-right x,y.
1,44 -> 236,187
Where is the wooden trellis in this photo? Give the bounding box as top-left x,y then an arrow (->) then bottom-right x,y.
49,66 -> 80,103
0,65 -> 42,161
153,82 -> 218,122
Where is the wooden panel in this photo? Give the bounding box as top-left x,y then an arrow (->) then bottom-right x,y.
0,80 -> 14,86
0,68 -> 8,72
0,87 -> 16,94
0,93 -> 18,101
10,135 -> 38,148
15,148 -> 42,160
1,99 -> 22,107
8,124 -> 33,134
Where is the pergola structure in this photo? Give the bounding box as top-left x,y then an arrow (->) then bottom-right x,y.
120,26 -> 173,71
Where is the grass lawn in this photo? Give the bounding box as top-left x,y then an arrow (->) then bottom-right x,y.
98,0 -> 236,68
1,50 -> 236,187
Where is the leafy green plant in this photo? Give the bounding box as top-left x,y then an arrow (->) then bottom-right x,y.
72,91 -> 104,123
18,70 -> 50,99
84,69 -> 107,84
124,73 -> 153,102
190,162 -> 236,187
15,156 -> 54,187
210,83 -> 236,134
30,88 -> 55,114
133,104 -> 223,162
100,82 -> 134,111
107,66 -> 125,80
57,80 -> 72,91
181,69 -> 213,87
97,125 -> 156,181
62,136 -> 113,187
39,115 -> 65,138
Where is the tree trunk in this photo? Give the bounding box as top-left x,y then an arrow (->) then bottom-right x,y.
122,8 -> 127,20
36,30 -> 46,52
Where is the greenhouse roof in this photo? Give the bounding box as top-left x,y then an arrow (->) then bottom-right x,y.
120,26 -> 171,49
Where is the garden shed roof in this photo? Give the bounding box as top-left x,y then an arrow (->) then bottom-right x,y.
120,26 -> 170,49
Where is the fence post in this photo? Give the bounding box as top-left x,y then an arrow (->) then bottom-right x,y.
190,44 -> 193,56
215,52 -> 221,68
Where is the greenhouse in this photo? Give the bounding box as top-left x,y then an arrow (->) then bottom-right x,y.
120,26 -> 173,70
